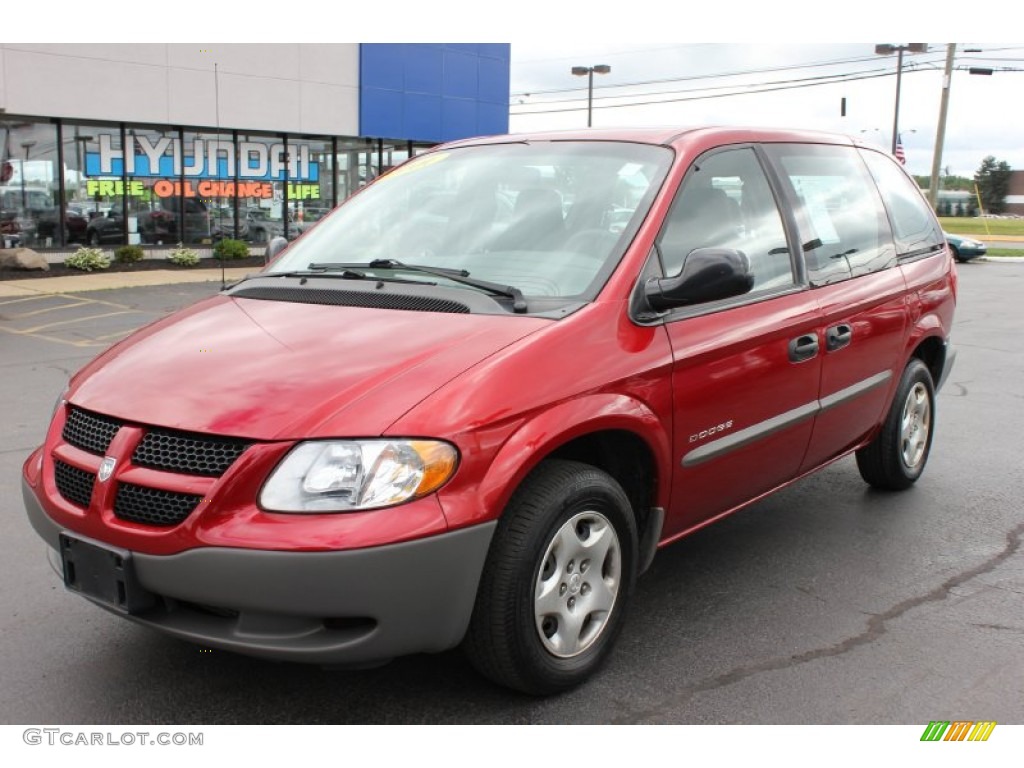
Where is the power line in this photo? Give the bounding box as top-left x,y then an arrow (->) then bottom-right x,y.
511,68 -> 910,116
515,64 -> 897,109
510,45 -> 1024,103
511,52 -> 912,98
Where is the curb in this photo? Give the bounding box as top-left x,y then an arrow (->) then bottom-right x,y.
0,267 -> 255,298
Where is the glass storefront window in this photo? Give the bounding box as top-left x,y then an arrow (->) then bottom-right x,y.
1,120 -> 60,248
287,137 -> 333,239
123,126 -> 181,246
65,124 -> 126,248
235,132 -> 285,246
336,138 -> 378,203
179,129 -> 234,246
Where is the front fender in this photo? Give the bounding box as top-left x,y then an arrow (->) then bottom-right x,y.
437,393 -> 671,530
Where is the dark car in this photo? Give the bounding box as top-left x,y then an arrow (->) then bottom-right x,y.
34,207 -> 89,245
244,206 -> 295,243
84,209 -> 125,245
944,231 -> 987,262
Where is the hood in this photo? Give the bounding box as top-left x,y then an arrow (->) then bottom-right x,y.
69,294 -> 548,440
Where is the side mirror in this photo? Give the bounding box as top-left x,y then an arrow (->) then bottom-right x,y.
266,236 -> 288,261
645,248 -> 753,312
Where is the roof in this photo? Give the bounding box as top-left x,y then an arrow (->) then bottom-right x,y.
439,126 -> 864,152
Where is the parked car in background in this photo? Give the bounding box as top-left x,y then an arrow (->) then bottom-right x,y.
84,209 -> 125,245
211,207 -> 250,242
944,232 -> 987,262
33,207 -> 89,245
244,206 -> 294,243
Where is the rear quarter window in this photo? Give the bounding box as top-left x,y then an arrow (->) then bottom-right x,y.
860,148 -> 944,258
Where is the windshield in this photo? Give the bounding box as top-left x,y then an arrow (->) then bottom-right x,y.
267,141 -> 672,301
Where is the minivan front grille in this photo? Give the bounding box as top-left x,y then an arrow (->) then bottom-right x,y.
57,406 -> 249,528
62,407 -> 121,456
114,483 -> 203,527
132,430 -> 250,477
54,460 -> 96,509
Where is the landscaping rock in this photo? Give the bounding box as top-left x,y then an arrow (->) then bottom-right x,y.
0,248 -> 50,272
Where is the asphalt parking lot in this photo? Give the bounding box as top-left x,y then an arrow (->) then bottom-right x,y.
1,262 -> 1022,725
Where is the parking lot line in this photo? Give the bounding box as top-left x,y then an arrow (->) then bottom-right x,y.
0,295 -> 58,307
0,324 -> 110,347
22,310 -> 138,333
5,300 -> 95,320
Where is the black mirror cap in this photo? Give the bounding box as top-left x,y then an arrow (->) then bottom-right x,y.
645,248 -> 754,312
266,236 -> 289,261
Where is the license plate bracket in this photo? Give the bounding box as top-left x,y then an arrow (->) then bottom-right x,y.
59,533 -> 155,614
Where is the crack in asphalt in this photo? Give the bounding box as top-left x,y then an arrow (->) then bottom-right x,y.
970,623 -> 1024,633
611,520 -> 1024,724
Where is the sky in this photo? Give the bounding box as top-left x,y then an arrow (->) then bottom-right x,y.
10,2 -> 1022,182
507,41 -> 1024,180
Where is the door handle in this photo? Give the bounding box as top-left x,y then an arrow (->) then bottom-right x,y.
788,333 -> 819,363
826,323 -> 853,352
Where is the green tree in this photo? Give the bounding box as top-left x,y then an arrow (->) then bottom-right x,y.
974,156 -> 1012,214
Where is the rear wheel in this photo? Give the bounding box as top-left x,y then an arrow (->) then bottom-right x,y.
856,359 -> 935,490
463,459 -> 638,695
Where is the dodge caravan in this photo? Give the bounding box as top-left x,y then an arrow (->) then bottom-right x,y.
22,127 -> 956,694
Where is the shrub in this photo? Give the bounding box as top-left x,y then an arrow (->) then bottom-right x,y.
114,245 -> 144,264
213,238 -> 250,260
64,247 -> 111,272
168,245 -> 200,267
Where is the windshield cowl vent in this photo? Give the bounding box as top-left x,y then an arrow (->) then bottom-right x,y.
231,286 -> 472,314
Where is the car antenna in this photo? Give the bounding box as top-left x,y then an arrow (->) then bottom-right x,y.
215,61 -> 226,291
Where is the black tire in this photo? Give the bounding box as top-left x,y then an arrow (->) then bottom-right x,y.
950,245 -> 964,263
856,358 -> 935,491
463,459 -> 638,695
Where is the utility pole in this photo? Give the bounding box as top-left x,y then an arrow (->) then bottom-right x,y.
928,44 -> 957,209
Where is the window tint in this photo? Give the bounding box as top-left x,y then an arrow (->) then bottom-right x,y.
765,144 -> 896,285
860,148 -> 944,256
657,148 -> 794,294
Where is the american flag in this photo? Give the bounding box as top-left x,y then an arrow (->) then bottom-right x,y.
894,135 -> 906,165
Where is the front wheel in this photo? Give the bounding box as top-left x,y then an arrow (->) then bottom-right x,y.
856,358 -> 935,490
463,460 -> 638,695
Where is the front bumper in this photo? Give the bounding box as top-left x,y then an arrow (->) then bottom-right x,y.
24,477 -> 495,666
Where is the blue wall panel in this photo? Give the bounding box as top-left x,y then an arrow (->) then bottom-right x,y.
360,43 -> 510,143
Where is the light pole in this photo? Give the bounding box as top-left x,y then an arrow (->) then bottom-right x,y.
19,140 -> 36,211
571,64 -> 611,127
927,46 -> 987,209
874,44 -> 928,154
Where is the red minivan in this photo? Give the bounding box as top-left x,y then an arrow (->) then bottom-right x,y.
22,127 -> 956,694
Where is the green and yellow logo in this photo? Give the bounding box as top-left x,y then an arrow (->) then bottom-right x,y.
921,721 -> 997,741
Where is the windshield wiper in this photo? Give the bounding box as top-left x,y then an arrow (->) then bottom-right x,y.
226,267 -> 431,289
310,259 -> 529,314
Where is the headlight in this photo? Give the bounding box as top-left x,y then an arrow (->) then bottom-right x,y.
259,439 -> 458,512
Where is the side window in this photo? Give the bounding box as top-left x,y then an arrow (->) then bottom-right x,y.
860,149 -> 944,257
657,147 -> 794,294
765,144 -> 896,285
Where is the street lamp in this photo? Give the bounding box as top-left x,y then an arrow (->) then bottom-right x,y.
19,140 -> 36,211
874,44 -> 928,154
571,64 -> 611,128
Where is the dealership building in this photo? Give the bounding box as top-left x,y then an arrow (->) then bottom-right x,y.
0,44 -> 511,249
